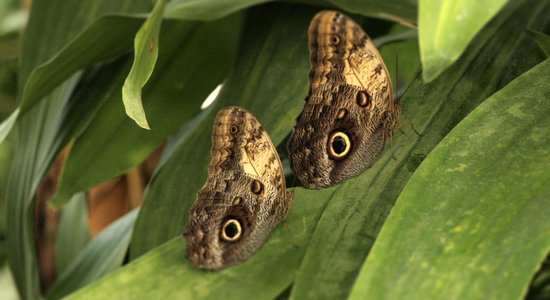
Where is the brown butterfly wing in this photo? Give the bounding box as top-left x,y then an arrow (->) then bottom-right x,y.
288,10 -> 400,189
184,107 -> 292,270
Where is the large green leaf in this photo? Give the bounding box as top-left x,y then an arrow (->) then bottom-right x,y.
130,3 -> 313,258
0,16 -> 143,145
328,0 -> 416,25
50,15 -> 241,208
165,0 -> 270,20
164,0 -> 417,27
288,1 -> 549,298
46,209 -> 139,299
122,0 -> 166,129
419,0 -> 508,81
17,16 -> 144,117
5,1 -> 151,298
65,188 -> 334,299
349,58 -> 550,300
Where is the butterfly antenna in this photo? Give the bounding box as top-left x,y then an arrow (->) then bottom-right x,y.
395,54 -> 399,102
395,66 -> 422,104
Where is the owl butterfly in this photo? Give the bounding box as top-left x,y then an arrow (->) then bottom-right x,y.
287,10 -> 401,189
184,106 -> 293,270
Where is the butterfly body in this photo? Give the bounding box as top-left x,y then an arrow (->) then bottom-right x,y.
184,107 -> 292,270
288,10 -> 400,189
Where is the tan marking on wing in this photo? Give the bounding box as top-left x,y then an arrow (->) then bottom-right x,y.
338,13 -> 397,122
208,106 -> 286,195
346,42 -> 392,97
240,115 -> 286,195
341,15 -> 393,98
240,148 -> 259,177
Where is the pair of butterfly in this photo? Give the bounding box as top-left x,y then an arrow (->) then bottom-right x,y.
184,11 -> 400,270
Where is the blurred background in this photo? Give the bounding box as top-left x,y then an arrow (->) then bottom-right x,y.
0,0 -> 26,298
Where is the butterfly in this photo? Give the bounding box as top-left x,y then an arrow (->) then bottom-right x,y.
287,10 -> 400,189
184,106 -> 293,270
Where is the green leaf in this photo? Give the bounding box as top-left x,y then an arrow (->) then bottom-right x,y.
0,108 -> 17,142
50,15 -> 241,208
327,0 -> 417,25
55,193 -> 89,274
18,16 -> 144,117
419,0 -> 509,82
165,0 -> 270,20
46,209 -> 139,299
65,188 -> 334,299
527,29 -> 550,57
122,0 -> 166,129
288,1 -> 549,298
130,2 -> 312,258
164,0 -> 418,28
527,258 -> 550,299
5,1 -> 151,298
349,58 -> 550,300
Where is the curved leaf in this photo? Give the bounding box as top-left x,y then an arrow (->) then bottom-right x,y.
164,0 -> 417,27
65,188 -> 334,299
18,16 -> 144,117
349,58 -> 550,300
165,0 -> 270,20
122,0 -> 166,129
328,0 -> 416,25
419,0 -> 509,81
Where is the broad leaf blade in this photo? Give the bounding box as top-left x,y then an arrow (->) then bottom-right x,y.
164,0 -> 418,28
122,0 -> 166,129
349,58 -> 550,300
165,0 -> 270,20
65,188 -> 334,299
419,0 -> 508,81
328,0 -> 417,25
18,16 -> 144,116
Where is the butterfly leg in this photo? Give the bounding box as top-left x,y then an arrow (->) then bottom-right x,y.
407,117 -> 422,137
